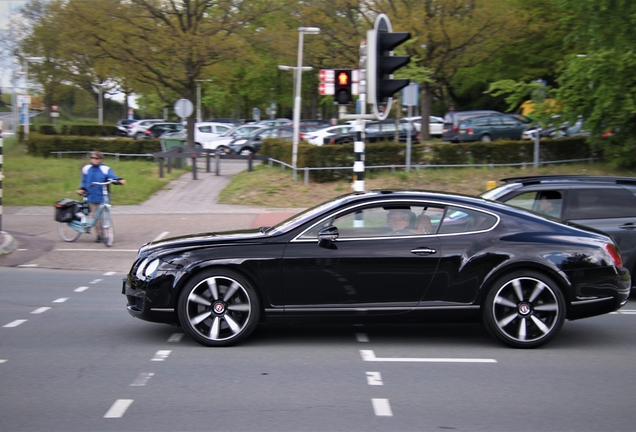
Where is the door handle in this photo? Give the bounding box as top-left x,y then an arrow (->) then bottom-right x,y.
411,248 -> 437,255
619,223 -> 636,230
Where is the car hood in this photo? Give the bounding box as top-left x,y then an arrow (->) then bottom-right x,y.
139,228 -> 269,256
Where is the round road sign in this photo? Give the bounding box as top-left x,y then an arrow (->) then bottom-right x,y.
174,99 -> 194,118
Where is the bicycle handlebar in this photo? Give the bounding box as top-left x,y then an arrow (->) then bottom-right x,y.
89,179 -> 124,187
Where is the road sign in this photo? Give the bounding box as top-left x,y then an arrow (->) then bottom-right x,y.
253,107 -> 260,121
174,99 -> 194,118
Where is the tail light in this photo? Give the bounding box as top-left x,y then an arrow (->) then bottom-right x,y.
604,243 -> 623,268
144,130 -> 151,136
468,128 -> 474,135
299,132 -> 305,140
453,126 -> 458,133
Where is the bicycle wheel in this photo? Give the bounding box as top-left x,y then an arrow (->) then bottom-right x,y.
101,207 -> 114,247
58,222 -> 82,242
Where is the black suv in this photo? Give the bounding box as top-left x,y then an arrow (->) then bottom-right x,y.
482,175 -> 636,288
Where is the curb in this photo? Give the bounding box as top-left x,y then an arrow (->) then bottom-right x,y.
0,231 -> 17,256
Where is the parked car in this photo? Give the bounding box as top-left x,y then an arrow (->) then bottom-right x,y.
403,116 -> 444,137
128,119 -> 165,139
204,118 -> 242,126
141,122 -> 184,139
116,119 -> 136,137
442,110 -> 504,142
200,124 -> 266,152
453,114 -> 528,142
227,125 -> 318,155
325,120 -> 419,144
122,190 -> 630,349
193,122 -> 233,145
283,119 -> 331,128
255,118 -> 292,127
481,175 -> 636,289
304,125 -> 354,146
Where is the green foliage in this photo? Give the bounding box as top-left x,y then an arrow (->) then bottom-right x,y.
25,133 -> 161,158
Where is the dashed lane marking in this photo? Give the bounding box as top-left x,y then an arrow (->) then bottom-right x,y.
151,350 -> 172,361
356,333 -> 369,343
366,372 -> 383,385
3,320 -> 27,328
360,349 -> 497,363
104,271 -> 116,276
74,286 -> 89,292
30,307 -> 51,314
53,298 -> 68,303
0,359 -> 7,363
167,333 -> 184,343
104,399 -> 133,418
90,279 -> 103,284
372,398 -> 393,416
130,372 -> 155,387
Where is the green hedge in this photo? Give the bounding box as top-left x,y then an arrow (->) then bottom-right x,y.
262,136 -> 595,182
25,133 -> 161,158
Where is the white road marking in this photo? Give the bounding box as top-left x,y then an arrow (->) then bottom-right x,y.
31,307 -> 51,314
16,248 -> 27,251
53,298 -> 68,303
356,333 -> 369,342
0,359 -> 7,363
153,231 -> 170,241
360,350 -> 497,363
3,320 -> 27,328
167,333 -> 184,343
90,279 -> 103,284
17,264 -> 38,267
55,249 -> 138,252
103,271 -> 116,276
372,398 -> 393,416
151,350 -> 172,361
366,371 -> 383,385
104,399 -> 134,418
74,286 -> 89,292
130,372 -> 155,386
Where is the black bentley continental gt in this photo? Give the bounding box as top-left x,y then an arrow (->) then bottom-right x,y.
122,190 -> 630,348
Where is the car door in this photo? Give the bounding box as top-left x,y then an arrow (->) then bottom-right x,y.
500,116 -> 525,140
281,201 -> 442,314
563,187 -> 636,273
487,116 -> 504,140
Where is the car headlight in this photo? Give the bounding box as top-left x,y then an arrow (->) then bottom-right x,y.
233,139 -> 247,145
135,258 -> 161,279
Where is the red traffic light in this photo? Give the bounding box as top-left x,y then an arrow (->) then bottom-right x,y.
337,72 -> 349,86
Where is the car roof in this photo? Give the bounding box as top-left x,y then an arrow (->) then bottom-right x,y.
500,175 -> 636,187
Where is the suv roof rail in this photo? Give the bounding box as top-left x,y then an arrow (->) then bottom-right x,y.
501,175 -> 636,186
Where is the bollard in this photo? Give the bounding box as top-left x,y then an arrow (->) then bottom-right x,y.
192,155 -> 197,180
215,152 -> 220,176
248,154 -> 253,172
486,180 -> 497,190
206,151 -> 211,173
159,158 -> 164,178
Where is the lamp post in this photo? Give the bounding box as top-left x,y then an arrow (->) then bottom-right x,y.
280,26 -> 320,181
21,56 -> 44,140
195,79 -> 212,123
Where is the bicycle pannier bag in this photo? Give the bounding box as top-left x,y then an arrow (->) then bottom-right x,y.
55,198 -> 80,223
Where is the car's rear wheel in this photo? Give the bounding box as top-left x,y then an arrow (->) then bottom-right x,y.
216,145 -> 229,153
178,269 -> 260,347
239,148 -> 253,156
480,134 -> 492,142
483,270 -> 565,348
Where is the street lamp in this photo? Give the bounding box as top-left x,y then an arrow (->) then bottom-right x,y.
283,26 -> 320,181
21,56 -> 44,140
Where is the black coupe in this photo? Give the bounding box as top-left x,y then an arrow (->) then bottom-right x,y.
123,191 -> 630,348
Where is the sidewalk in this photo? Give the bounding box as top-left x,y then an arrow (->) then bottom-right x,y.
0,160 -> 303,255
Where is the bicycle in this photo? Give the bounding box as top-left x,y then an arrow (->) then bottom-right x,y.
57,179 -> 122,247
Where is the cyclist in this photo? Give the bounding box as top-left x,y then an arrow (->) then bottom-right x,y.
76,151 -> 126,242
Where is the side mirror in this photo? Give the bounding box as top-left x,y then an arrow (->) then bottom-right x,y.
317,226 -> 339,248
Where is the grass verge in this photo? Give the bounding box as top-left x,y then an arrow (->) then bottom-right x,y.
2,137 -> 187,206
218,162 -> 636,209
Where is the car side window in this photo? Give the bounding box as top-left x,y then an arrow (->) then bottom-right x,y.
217,126 -> 230,133
299,204 -> 445,239
437,206 -> 497,234
506,192 -> 540,212
473,118 -> 488,127
488,117 -> 503,126
199,126 -> 211,133
566,188 -> 636,219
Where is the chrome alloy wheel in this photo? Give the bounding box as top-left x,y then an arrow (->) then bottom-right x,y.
484,272 -> 565,348
178,271 -> 260,346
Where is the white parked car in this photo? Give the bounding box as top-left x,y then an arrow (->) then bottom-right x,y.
304,125 -> 355,145
201,124 -> 265,151
403,116 -> 444,137
193,122 -> 233,146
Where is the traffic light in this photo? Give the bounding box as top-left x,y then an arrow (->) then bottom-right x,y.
367,14 -> 411,120
334,69 -> 353,105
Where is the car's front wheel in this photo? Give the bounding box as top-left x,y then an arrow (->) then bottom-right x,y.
483,270 -> 565,348
239,148 -> 254,156
178,269 -> 260,347
480,134 -> 492,142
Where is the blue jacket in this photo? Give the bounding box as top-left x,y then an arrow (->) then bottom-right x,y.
79,163 -> 121,203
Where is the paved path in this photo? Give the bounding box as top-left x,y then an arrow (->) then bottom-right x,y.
0,160 -> 302,254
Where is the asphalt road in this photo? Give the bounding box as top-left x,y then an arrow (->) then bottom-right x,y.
1,267 -> 635,431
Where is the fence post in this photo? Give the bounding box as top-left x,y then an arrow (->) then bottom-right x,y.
192,154 -> 197,180
158,158 -> 164,178
215,152 -> 220,176
248,154 -> 253,172
304,168 -> 309,185
206,150 -> 211,173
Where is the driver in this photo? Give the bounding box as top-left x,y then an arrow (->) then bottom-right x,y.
386,210 -> 412,234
